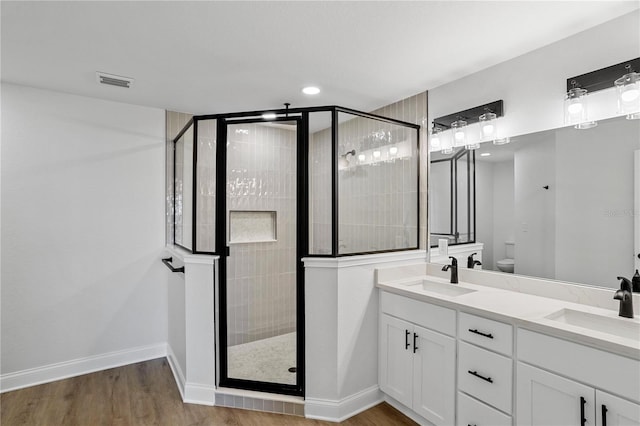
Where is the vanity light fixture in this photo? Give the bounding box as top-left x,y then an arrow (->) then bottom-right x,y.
478,109 -> 498,141
564,83 -> 596,129
451,119 -> 467,147
565,58 -> 640,127
432,100 -> 504,149
430,123 -> 443,149
615,65 -> 640,119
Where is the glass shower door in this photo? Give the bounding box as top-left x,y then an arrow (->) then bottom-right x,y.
221,118 -> 302,395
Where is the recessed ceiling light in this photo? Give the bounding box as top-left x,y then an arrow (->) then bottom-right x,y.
302,86 -> 320,95
262,113 -> 276,120
480,152 -> 491,157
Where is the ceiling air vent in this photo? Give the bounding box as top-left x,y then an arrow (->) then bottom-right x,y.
96,71 -> 134,88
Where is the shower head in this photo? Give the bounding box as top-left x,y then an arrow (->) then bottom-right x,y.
338,150 -> 357,169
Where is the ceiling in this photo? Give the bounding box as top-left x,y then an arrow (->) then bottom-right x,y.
2,1 -> 639,115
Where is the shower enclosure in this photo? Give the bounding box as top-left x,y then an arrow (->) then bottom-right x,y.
170,106 -> 420,396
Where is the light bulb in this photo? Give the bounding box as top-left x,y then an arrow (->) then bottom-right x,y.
567,102 -> 583,115
482,124 -> 495,136
358,154 -> 366,162
431,136 -> 441,148
454,130 -> 465,141
621,88 -> 640,102
389,146 -> 398,156
373,150 -> 381,159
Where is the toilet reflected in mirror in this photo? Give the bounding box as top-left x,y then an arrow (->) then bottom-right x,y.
496,241 -> 515,273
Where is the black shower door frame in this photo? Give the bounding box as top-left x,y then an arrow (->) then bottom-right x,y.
216,115 -> 307,397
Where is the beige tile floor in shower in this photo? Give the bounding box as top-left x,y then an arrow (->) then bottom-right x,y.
227,332 -> 297,385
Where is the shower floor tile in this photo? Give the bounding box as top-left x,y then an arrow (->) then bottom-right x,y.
228,332 -> 296,385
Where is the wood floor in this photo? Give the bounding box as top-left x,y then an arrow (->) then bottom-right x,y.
1,358 -> 417,425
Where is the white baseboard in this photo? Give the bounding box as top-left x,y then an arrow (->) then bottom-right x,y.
305,385 -> 382,422
184,383 -> 216,406
166,344 -> 186,401
0,343 -> 167,393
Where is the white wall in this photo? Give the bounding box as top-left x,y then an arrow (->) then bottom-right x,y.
428,10 -> 640,139
1,84 -> 167,383
555,118 -> 640,286
514,134 -> 556,279
475,161 -> 494,269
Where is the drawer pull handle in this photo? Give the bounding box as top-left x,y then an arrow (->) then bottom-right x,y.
413,333 -> 418,353
602,404 -> 608,426
405,329 -> 410,350
468,370 -> 493,383
468,328 -> 493,339
468,424 -> 477,426
580,396 -> 586,426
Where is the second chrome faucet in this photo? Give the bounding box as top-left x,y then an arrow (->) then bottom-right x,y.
442,256 -> 459,284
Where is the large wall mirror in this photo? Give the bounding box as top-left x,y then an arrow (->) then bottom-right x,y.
430,115 -> 640,289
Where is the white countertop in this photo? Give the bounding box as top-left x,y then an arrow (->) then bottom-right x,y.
377,273 -> 640,360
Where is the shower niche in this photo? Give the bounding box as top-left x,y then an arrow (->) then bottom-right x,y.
170,106 -> 420,397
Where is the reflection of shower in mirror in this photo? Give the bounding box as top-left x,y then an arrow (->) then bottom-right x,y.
338,149 -> 356,169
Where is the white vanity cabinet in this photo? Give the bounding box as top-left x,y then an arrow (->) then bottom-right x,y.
379,292 -> 456,425
517,329 -> 640,426
457,312 -> 514,425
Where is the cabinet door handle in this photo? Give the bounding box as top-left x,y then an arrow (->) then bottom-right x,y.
405,329 -> 410,350
413,333 -> 418,353
601,404 -> 608,426
580,396 -> 586,426
468,370 -> 493,383
468,424 -> 477,426
468,328 -> 493,339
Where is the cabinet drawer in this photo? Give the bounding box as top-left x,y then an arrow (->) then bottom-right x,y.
457,391 -> 512,426
518,329 -> 640,403
458,341 -> 513,414
380,291 -> 456,336
459,312 -> 513,356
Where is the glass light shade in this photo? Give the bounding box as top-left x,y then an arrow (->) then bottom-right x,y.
358,153 -> 366,162
478,111 -> 498,141
430,128 -> 442,149
493,137 -> 510,145
439,129 -> 453,154
389,146 -> 398,156
615,72 -> 640,119
466,142 -> 480,150
564,87 -> 589,126
451,119 -> 467,146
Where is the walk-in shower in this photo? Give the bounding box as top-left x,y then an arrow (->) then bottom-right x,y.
170,105 -> 420,396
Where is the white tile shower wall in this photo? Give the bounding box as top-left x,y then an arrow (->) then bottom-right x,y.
226,123 -> 297,346
166,111 -> 193,245
337,115 -> 418,253
308,92 -> 428,254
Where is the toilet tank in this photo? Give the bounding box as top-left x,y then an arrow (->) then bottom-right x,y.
505,241 -> 515,259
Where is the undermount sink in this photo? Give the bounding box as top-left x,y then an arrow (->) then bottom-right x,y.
545,308 -> 640,341
414,280 -> 477,297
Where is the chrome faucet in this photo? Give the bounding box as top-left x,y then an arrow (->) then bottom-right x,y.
467,253 -> 482,269
614,276 -> 634,319
442,256 -> 459,284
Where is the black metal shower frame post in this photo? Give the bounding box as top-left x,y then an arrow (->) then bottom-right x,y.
215,117 -> 228,392
192,118 -> 199,253
331,108 -> 339,256
297,112 -> 309,395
